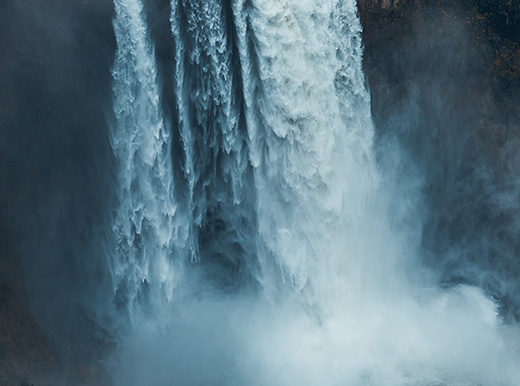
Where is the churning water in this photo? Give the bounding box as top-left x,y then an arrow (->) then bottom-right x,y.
107,0 -> 520,384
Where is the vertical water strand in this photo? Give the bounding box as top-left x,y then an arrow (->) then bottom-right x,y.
331,0 -> 373,151
171,0 -> 258,276
233,0 -> 378,304
110,0 -> 185,315
170,0 -> 198,262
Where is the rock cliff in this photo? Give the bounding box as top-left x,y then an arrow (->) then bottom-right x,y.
358,0 -> 520,320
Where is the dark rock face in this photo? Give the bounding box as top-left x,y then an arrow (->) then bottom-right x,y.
0,0 -> 116,383
358,0 -> 520,90
0,234 -> 54,386
358,0 -> 520,319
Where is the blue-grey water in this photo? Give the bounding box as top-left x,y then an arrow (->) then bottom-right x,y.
105,0 -> 520,384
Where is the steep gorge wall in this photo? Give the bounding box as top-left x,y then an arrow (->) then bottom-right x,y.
358,0 -> 520,319
0,0 -> 115,384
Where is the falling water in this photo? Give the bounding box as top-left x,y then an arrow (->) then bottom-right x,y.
233,0 -> 381,303
110,0 -> 188,314
108,0 -> 520,384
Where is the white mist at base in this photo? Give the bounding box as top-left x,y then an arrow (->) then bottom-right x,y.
107,0 -> 520,384
111,286 -> 520,386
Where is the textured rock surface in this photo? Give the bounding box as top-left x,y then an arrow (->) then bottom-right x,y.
0,0 -> 115,383
358,0 -> 520,90
358,0 -> 520,319
0,232 -> 55,386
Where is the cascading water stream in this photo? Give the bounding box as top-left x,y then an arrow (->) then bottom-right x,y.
170,0 -> 257,277
107,0 -> 520,384
233,0 -> 382,304
110,0 -> 189,315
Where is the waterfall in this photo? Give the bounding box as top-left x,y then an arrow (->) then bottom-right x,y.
170,0 -> 257,278
110,0 -> 187,315
233,0 -> 379,303
108,0 -> 520,384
